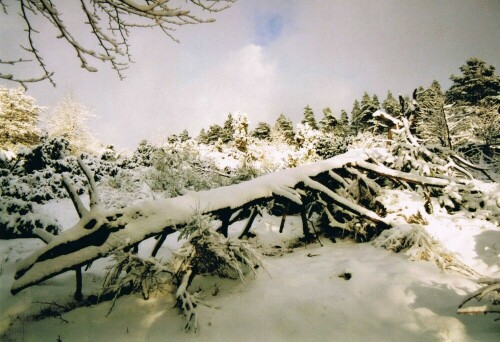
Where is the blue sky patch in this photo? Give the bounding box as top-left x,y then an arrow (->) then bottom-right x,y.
254,14 -> 283,46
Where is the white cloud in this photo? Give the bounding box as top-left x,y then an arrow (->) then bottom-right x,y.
171,43 -> 279,132
1,0 -> 499,149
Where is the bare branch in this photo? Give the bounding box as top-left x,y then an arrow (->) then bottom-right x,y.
77,157 -> 100,208
61,173 -> 89,218
1,0 -> 235,85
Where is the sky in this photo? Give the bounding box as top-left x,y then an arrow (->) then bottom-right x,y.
1,0 -> 499,150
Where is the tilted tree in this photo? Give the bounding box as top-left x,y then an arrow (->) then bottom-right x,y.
445,57 -> 500,105
0,0 -> 236,88
0,86 -> 42,149
301,105 -> 318,130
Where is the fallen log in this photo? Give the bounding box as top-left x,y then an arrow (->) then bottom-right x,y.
12,149 -> 376,295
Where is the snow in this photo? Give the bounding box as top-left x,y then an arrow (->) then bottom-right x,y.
1,146 -> 499,341
1,213 -> 498,341
0,183 -> 500,341
11,149 -> 376,294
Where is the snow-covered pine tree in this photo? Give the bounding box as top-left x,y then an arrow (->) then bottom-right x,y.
197,128 -> 209,144
131,140 -> 157,167
340,109 -> 349,127
273,113 -> 295,144
251,121 -> 272,140
446,57 -> 500,105
294,122 -> 320,163
179,129 -> 190,143
354,92 -> 378,133
301,105 -> 318,130
206,124 -> 223,144
372,94 -> 380,110
416,80 -> 451,147
319,107 -> 338,133
44,94 -> 95,154
234,112 -> 249,152
0,86 -> 42,149
382,91 -> 401,118
221,113 -> 235,143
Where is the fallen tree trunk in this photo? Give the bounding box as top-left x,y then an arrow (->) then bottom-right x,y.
12,150 -> 378,295
11,133 -> 488,296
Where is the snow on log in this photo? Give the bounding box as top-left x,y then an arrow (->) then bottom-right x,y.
355,160 -> 450,187
12,149 -> 375,295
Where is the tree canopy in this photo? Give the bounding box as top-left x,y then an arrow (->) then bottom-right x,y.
0,0 -> 235,88
445,57 -> 500,105
0,86 -> 41,149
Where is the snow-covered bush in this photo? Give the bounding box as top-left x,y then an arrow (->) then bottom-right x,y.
170,212 -> 262,331
101,250 -> 169,305
373,225 -> 477,276
172,213 -> 262,281
0,149 -> 17,170
146,141 -> 230,197
315,134 -> 352,159
128,139 -> 158,168
233,112 -> 249,153
0,196 -> 60,239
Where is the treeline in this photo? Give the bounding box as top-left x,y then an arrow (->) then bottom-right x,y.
1,57 -> 499,162
165,57 -> 497,161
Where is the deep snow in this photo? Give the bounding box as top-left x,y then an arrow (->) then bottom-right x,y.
1,193 -> 499,341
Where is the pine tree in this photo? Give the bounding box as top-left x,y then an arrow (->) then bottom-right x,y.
179,129 -> 190,142
340,109 -> 349,127
353,92 -> 377,133
206,124 -> 223,144
319,107 -> 338,133
44,94 -> 95,154
0,86 -> 42,149
167,134 -> 178,144
416,80 -> 451,147
446,57 -> 500,105
372,94 -> 380,110
197,128 -> 209,144
382,91 -> 401,117
274,113 -> 295,144
221,113 -> 234,143
301,105 -> 318,130
251,122 -> 271,140
350,99 -> 362,134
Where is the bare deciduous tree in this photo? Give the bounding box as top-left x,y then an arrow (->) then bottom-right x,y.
0,0 -> 235,88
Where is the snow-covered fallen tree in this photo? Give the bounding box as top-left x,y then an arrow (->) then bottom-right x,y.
9,99 -> 500,331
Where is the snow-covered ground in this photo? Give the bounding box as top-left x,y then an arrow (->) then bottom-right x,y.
1,193 -> 499,341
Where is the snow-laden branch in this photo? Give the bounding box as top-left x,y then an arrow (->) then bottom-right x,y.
12,149 -> 374,294
1,0 -> 236,85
